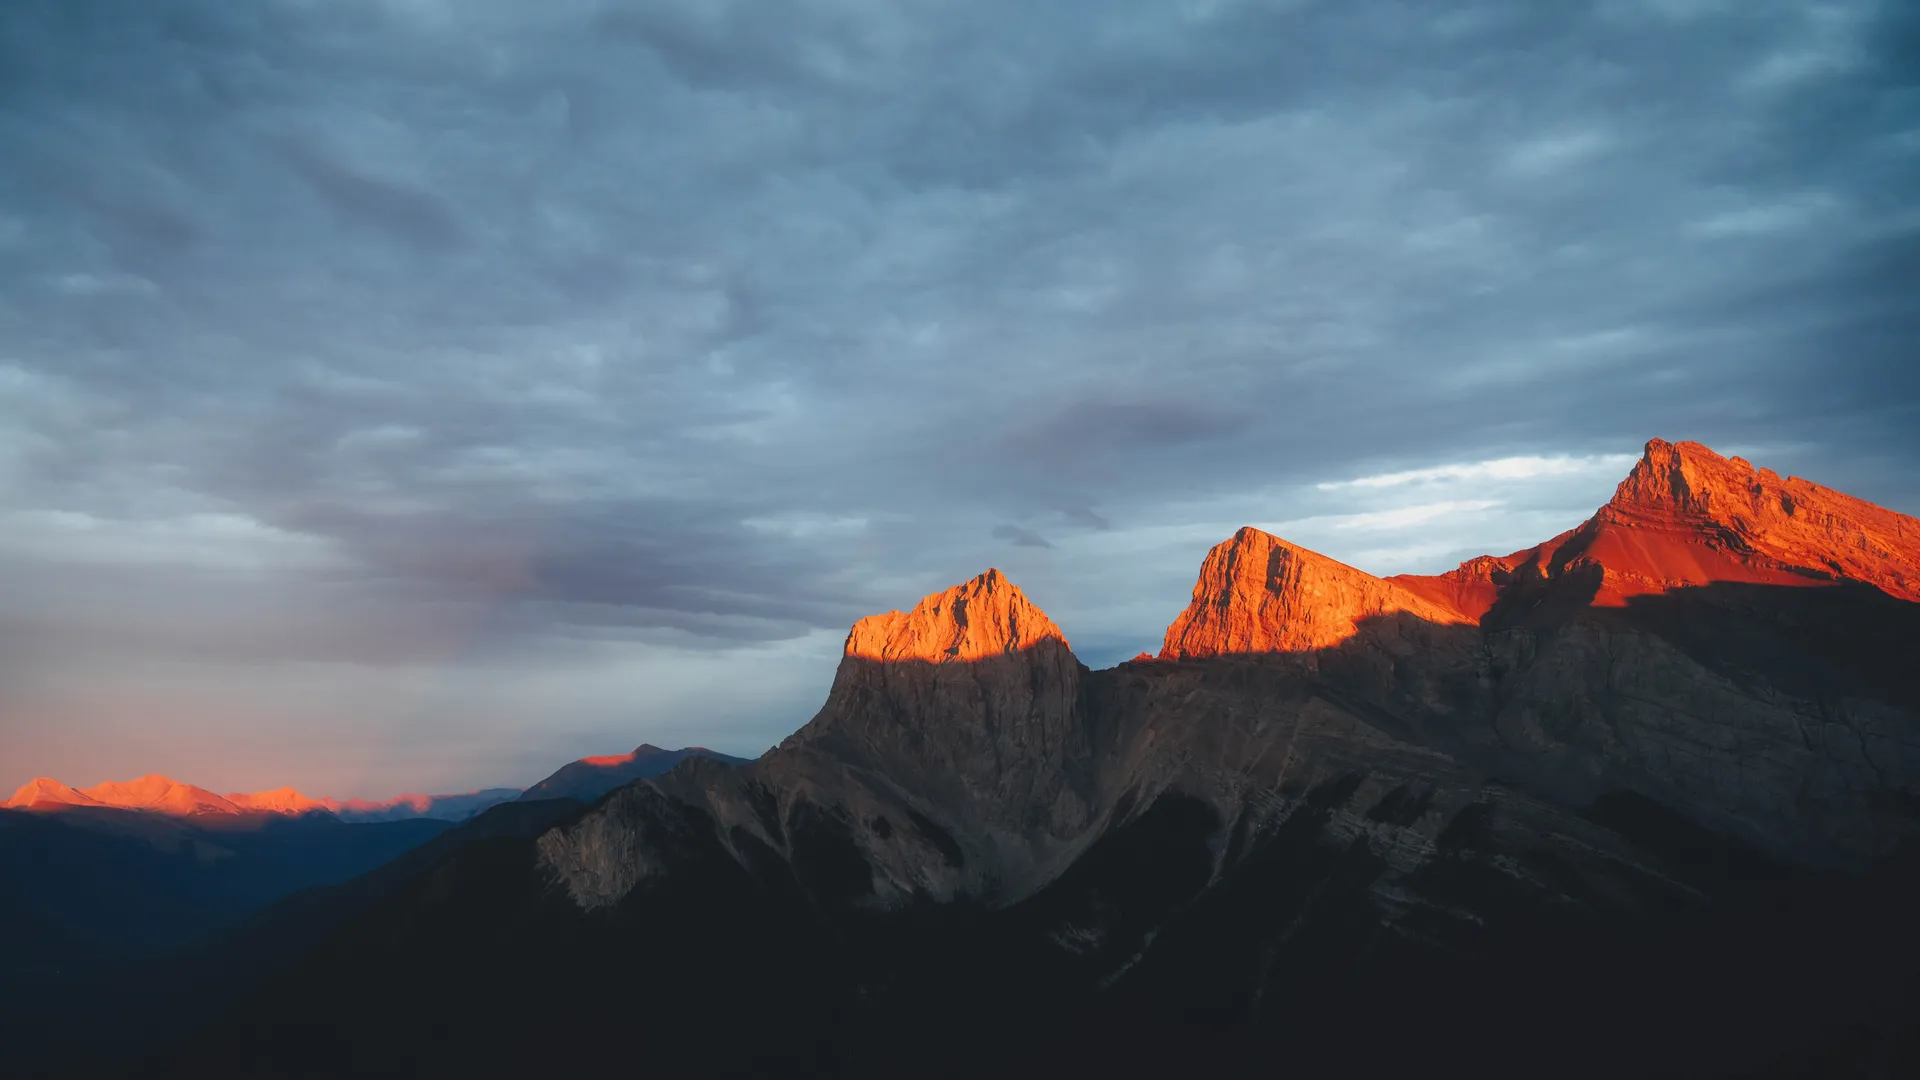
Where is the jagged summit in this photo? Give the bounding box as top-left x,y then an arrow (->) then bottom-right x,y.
764,568 -> 1092,860
844,567 -> 1070,663
1609,438 -> 1751,516
1593,437 -> 1920,601
1159,527 -> 1472,660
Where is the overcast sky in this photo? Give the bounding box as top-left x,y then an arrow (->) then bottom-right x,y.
1,0 -> 1916,799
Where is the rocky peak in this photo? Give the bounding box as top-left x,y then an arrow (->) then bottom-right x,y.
1160,527 -> 1472,659
844,568 -> 1069,663
1608,438 -> 1739,518
1592,439 -> 1920,602
783,570 -> 1091,843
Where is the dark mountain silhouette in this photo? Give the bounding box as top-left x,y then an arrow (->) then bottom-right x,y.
517,744 -> 752,803
62,440 -> 1920,1077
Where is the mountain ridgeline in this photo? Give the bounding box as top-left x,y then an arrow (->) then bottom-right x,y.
516,744 -> 752,803
4,774 -> 523,823
142,440 -> 1920,1078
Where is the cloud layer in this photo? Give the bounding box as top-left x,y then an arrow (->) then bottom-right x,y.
2,0 -> 1915,796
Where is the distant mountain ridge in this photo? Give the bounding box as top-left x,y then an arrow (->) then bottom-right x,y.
517,744 -> 753,803
6,738 -> 760,827
4,774 -> 521,823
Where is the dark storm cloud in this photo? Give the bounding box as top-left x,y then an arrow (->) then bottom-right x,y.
2,0 -> 1916,791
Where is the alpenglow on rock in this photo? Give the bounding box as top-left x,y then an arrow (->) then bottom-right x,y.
1159,527 -> 1473,659
791,567 -> 1094,839
1594,438 -> 1920,602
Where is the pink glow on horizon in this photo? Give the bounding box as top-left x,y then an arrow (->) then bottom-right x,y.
3,774 -> 519,818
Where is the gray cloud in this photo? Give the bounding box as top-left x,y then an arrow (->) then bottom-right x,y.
993,525 -> 1054,550
1,0 -> 1915,795
282,141 -> 464,251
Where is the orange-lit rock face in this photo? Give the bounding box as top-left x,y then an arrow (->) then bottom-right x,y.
844,567 -> 1070,662
1586,438 -> 1920,603
1159,528 -> 1472,659
776,568 -> 1093,854
1390,546 -> 1554,623
1388,439 -> 1920,618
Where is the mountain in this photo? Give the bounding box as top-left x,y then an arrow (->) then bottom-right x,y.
6,775 -> 243,816
517,745 -> 752,803
5,775 -> 521,823
131,440 -> 1920,1078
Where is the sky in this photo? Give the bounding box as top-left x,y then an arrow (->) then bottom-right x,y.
1,0 -> 1916,799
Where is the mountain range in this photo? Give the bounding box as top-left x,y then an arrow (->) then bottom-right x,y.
4,774 -> 523,823
10,746 -> 755,824
15,438 -> 1919,1078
